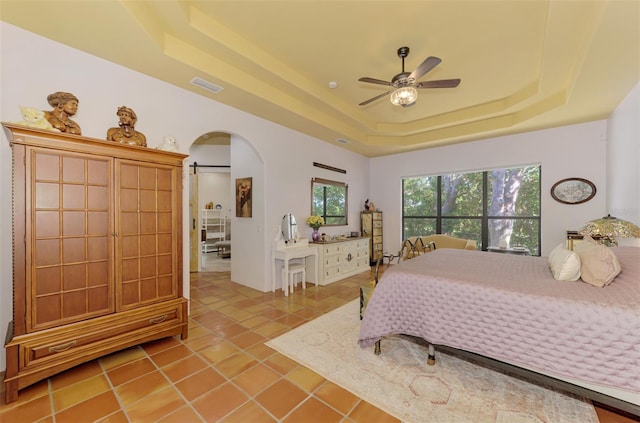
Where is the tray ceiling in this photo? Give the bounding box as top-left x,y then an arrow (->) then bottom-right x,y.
2,1 -> 638,157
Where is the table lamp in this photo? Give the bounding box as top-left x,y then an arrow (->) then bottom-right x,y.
579,214 -> 640,246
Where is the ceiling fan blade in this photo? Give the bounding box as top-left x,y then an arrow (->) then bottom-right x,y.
359,90 -> 394,106
358,77 -> 393,86
416,79 -> 461,89
409,56 -> 441,81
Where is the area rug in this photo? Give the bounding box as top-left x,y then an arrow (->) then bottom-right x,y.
266,300 -> 598,423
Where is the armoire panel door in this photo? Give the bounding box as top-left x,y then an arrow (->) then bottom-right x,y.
27,148 -> 114,332
116,160 -> 179,311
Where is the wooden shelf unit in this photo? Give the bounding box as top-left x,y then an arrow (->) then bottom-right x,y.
201,209 -> 226,253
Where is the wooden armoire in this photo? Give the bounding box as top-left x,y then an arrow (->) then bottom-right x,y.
2,124 -> 189,403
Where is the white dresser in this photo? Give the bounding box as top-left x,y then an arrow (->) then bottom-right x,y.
315,237 -> 370,285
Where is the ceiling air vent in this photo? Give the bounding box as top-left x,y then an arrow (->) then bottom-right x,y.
190,77 -> 224,94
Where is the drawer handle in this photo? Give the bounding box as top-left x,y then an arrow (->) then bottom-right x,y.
49,340 -> 77,353
149,314 -> 168,324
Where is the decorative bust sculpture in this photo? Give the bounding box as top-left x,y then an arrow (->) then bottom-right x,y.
106,106 -> 147,147
44,91 -> 81,135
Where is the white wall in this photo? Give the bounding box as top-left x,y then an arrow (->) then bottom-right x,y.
606,83 -> 640,226
0,22 -> 369,372
370,120 -> 608,256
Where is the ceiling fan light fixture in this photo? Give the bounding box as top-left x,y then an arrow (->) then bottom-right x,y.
390,86 -> 417,106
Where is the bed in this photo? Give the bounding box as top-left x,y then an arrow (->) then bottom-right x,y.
359,247 -> 640,414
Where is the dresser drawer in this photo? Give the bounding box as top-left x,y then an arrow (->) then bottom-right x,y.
15,300 -> 186,369
322,244 -> 341,256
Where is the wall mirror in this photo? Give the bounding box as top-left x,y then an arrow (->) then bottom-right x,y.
311,178 -> 348,226
281,213 -> 298,244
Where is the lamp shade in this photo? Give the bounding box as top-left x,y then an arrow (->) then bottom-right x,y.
579,214 -> 640,246
390,86 -> 417,106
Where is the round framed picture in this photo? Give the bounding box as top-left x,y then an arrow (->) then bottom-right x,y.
550,178 -> 596,205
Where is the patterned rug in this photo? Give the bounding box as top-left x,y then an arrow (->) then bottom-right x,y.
266,300 -> 598,423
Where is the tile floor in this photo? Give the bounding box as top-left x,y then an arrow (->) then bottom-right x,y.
0,267 -> 636,422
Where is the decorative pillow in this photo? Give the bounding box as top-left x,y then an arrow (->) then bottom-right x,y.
548,243 -> 581,281
574,238 -> 621,287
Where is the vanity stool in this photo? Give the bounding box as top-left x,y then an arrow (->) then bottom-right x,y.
283,263 -> 306,295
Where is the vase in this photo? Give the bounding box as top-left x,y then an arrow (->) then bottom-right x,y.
312,229 -> 320,242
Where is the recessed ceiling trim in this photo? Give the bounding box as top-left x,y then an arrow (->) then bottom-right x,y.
190,77 -> 224,93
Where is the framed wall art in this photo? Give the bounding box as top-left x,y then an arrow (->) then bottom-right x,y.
550,178 -> 596,205
235,177 -> 252,217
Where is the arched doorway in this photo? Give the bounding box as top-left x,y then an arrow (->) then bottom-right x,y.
188,132 -> 231,273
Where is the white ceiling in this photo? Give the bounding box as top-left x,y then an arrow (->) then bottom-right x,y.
1,1 -> 638,157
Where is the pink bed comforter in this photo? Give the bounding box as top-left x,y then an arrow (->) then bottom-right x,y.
359,247 -> 640,395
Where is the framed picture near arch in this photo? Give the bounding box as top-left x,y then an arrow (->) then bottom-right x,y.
236,177 -> 252,217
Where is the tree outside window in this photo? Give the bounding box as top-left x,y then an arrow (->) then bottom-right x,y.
402,166 -> 541,255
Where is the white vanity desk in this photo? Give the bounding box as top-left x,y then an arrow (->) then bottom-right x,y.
271,239 -> 318,294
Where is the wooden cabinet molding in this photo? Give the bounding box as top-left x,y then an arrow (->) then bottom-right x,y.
2,124 -> 189,403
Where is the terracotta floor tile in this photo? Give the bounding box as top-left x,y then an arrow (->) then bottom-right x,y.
192,382 -> 248,422
141,336 -> 182,355
220,399 -> 277,423
229,330 -> 266,349
162,354 -> 209,383
124,387 -> 185,422
264,352 -> 299,375
50,361 -> 103,391
115,370 -> 171,406
258,308 -> 288,320
52,374 -> 111,412
233,363 -> 281,396
184,331 -> 224,352
255,379 -> 308,419
99,346 -> 146,371
286,366 -> 325,393
275,314 -> 307,328
0,379 -> 48,409
246,342 -> 278,361
243,302 -> 273,314
150,344 -> 193,367
54,391 -> 120,423
188,323 -> 213,339
252,321 -> 289,338
0,395 -> 51,422
224,308 -> 255,322
348,400 -> 401,423
95,410 -> 129,423
315,381 -> 359,415
283,397 -> 343,423
215,322 -> 250,338
239,315 -> 271,329
199,340 -> 240,364
156,405 -> 205,423
175,367 -> 226,401
106,357 -> 155,387
215,351 -> 258,379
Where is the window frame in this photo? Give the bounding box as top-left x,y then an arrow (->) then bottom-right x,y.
402,166 -> 541,255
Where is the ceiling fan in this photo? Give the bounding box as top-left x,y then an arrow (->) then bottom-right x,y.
358,46 -> 461,107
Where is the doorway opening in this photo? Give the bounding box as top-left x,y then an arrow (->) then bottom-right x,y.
188,132 -> 231,273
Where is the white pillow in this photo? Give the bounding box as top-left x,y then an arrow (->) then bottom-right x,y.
574,238 -> 621,287
548,243 -> 581,281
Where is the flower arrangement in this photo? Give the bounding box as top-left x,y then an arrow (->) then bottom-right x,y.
306,215 -> 325,230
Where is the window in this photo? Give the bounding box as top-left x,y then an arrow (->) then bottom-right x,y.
402,166 -> 541,255
311,178 -> 348,226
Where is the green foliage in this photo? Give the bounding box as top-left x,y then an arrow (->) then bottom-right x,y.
313,184 -> 346,225
402,166 -> 541,253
